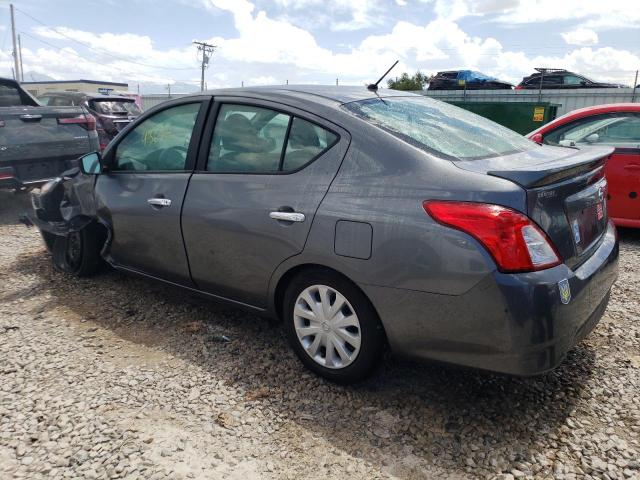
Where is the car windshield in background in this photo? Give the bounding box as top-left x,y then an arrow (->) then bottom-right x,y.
343,96 -> 535,160
93,100 -> 142,115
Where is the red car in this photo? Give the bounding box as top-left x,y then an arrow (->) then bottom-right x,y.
529,104 -> 640,228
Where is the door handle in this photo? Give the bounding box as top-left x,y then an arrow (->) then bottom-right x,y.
623,164 -> 640,171
147,198 -> 172,207
269,211 -> 305,222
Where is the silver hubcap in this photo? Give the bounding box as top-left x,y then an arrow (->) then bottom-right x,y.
293,284 -> 361,369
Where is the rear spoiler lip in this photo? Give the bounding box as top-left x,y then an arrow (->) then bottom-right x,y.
487,145 -> 614,188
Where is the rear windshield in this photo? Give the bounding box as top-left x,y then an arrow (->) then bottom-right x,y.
0,83 -> 37,107
92,100 -> 142,115
343,96 -> 535,160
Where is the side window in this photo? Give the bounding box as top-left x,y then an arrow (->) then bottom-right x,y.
208,104 -> 290,173
207,104 -> 338,173
39,96 -> 52,105
544,115 -> 640,147
113,102 -> 200,172
544,75 -> 562,86
595,116 -> 640,147
563,75 -> 584,85
282,117 -> 338,171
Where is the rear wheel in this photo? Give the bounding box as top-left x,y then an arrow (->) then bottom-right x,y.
283,269 -> 385,384
52,224 -> 106,277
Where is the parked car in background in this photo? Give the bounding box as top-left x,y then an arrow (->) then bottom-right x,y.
516,69 -> 625,90
529,103 -> 640,228
29,86 -> 618,383
38,92 -> 143,150
428,70 -> 513,90
0,78 -> 99,190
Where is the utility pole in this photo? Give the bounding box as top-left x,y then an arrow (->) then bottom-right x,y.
18,34 -> 24,81
193,41 -> 216,91
10,4 -> 20,82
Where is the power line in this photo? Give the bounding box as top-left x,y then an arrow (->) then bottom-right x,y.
15,6 -> 198,72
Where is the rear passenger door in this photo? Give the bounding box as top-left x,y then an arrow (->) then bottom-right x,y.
181,98 -> 350,308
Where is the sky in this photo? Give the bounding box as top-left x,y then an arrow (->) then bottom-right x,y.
0,0 -> 639,93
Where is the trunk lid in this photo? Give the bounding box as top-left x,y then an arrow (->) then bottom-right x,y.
455,145 -> 614,268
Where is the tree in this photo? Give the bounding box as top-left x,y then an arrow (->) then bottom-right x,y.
387,72 -> 430,91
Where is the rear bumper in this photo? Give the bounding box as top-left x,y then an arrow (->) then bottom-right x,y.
0,156 -> 81,189
363,221 -> 619,375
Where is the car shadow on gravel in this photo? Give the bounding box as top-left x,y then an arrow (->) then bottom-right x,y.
0,191 -> 32,225
618,227 -> 640,245
5,247 -> 597,477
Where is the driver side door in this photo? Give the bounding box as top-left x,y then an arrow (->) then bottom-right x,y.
95,98 -> 209,285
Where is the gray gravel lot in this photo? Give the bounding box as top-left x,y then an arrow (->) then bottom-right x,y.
1,190 -> 639,480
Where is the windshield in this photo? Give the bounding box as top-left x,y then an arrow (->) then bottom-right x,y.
343,96 -> 534,160
563,118 -> 625,142
92,100 -> 142,115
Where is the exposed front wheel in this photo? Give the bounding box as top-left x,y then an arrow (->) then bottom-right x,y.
283,270 -> 385,384
51,225 -> 106,277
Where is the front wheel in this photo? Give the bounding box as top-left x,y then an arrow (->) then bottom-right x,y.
52,224 -> 106,277
283,269 -> 385,384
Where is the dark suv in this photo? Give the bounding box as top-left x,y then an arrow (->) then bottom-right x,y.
38,92 -> 143,150
428,70 -> 513,90
516,69 -> 625,90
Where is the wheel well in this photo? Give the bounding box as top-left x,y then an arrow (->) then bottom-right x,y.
273,264 -> 384,333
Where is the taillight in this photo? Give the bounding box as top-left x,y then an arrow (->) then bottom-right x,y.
57,114 -> 96,131
423,201 -> 561,273
514,85 -> 523,90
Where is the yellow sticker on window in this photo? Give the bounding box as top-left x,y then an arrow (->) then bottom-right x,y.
533,107 -> 545,122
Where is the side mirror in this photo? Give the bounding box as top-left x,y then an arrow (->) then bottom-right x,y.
585,133 -> 599,143
530,133 -> 543,144
79,152 -> 102,175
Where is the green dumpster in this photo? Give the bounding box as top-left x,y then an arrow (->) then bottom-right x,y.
445,101 -> 559,135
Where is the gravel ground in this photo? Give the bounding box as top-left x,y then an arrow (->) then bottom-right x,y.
1,190 -> 639,480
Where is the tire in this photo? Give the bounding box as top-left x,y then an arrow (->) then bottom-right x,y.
283,269 -> 385,384
52,224 -> 106,277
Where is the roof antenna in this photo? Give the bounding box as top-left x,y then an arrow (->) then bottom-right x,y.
367,60 -> 399,91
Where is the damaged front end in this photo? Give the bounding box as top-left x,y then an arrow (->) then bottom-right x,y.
23,166 -> 109,273
28,167 -> 97,232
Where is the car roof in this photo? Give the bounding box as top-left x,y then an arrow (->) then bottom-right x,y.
192,85 -> 421,106
528,103 -> 640,136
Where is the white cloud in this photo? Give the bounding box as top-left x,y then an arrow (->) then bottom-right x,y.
2,0 -> 638,92
247,75 -> 278,85
491,0 -> 640,30
427,0 -> 640,30
562,28 -> 599,46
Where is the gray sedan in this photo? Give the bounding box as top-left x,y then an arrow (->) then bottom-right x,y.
30,86 -> 618,383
